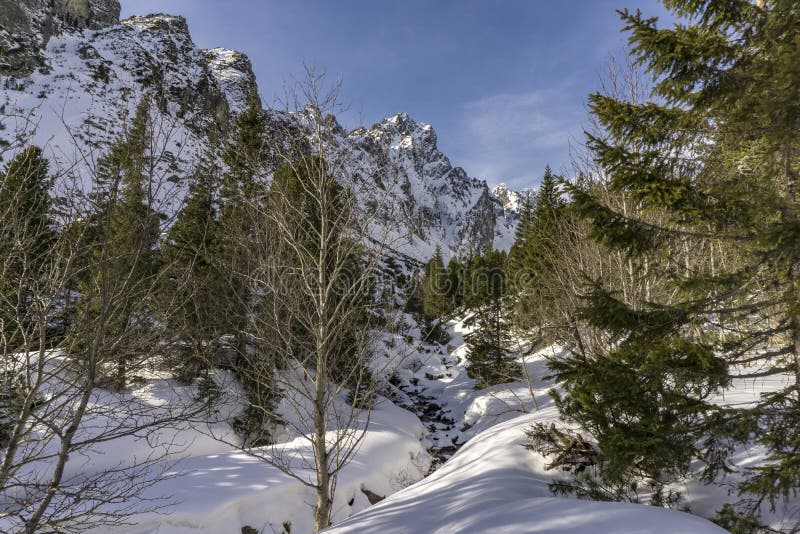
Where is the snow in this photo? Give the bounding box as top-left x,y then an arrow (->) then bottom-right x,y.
345,112 -> 517,260
112,395 -> 429,534
325,320 -> 797,533
203,47 -> 255,115
0,353 -> 430,534
5,316 -> 796,533
324,412 -> 726,534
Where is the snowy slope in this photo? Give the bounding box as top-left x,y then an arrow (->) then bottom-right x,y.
324,412 -> 727,534
4,315 -> 794,532
351,319 -> 800,533
110,393 -> 430,534
0,355 -> 432,534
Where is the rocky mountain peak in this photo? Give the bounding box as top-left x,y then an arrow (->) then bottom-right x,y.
343,113 -> 518,260
123,13 -> 189,37
202,48 -> 257,115
492,183 -> 526,214
385,112 -> 417,134
371,113 -> 438,152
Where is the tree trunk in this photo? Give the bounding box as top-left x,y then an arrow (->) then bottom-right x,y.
313,368 -> 332,532
314,469 -> 332,532
116,355 -> 126,391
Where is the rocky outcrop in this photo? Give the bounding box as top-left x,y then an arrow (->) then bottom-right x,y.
57,0 -> 120,29
0,0 -> 120,77
493,183 -> 527,213
104,14 -> 239,135
1,0 -> 51,77
202,48 -> 258,117
0,5 -> 258,172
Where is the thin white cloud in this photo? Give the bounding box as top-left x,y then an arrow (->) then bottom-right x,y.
452,87 -> 583,189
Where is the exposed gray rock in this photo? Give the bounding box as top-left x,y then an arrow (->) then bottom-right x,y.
0,0 -> 33,34
202,48 -> 258,117
108,14 -> 234,135
360,486 -> 385,505
0,6 -> 257,202
346,112 -> 516,258
0,0 -> 120,77
57,0 -> 121,29
493,183 -> 526,213
0,0 -> 50,77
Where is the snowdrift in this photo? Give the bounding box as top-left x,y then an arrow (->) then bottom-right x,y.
324,413 -> 727,534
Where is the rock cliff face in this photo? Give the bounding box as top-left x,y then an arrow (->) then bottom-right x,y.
0,0 -> 121,76
346,113 -> 516,259
0,3 -> 254,191
57,0 -> 120,28
0,0 -> 518,262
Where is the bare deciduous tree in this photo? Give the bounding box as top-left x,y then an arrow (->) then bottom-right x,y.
208,70 -> 407,532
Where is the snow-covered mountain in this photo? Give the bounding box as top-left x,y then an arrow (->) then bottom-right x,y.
346,113 -> 517,259
0,0 -> 518,262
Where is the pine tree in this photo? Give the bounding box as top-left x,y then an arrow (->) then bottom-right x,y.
210,91 -> 276,441
0,146 -> 54,352
507,190 -> 534,280
445,256 -> 464,310
0,146 -> 53,260
548,1 -> 800,524
464,249 -> 516,386
220,91 -> 267,212
463,252 -> 488,311
403,270 -> 426,317
67,97 -> 160,391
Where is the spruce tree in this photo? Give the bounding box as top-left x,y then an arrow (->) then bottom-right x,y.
67,97 -> 160,391
422,247 -> 449,320
547,1 -> 800,525
464,249 -> 516,386
507,190 -> 534,281
212,91 -> 275,441
0,146 -> 54,352
0,146 -> 53,260
509,166 -> 566,333
419,247 -> 452,343
220,90 -> 267,212
159,159 -> 224,383
217,90 -> 267,357
445,256 -> 464,310
463,252 -> 487,311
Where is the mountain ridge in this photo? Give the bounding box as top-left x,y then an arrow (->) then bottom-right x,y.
0,0 -> 518,261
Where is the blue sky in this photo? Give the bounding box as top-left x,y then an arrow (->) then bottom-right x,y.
120,1 -> 671,189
